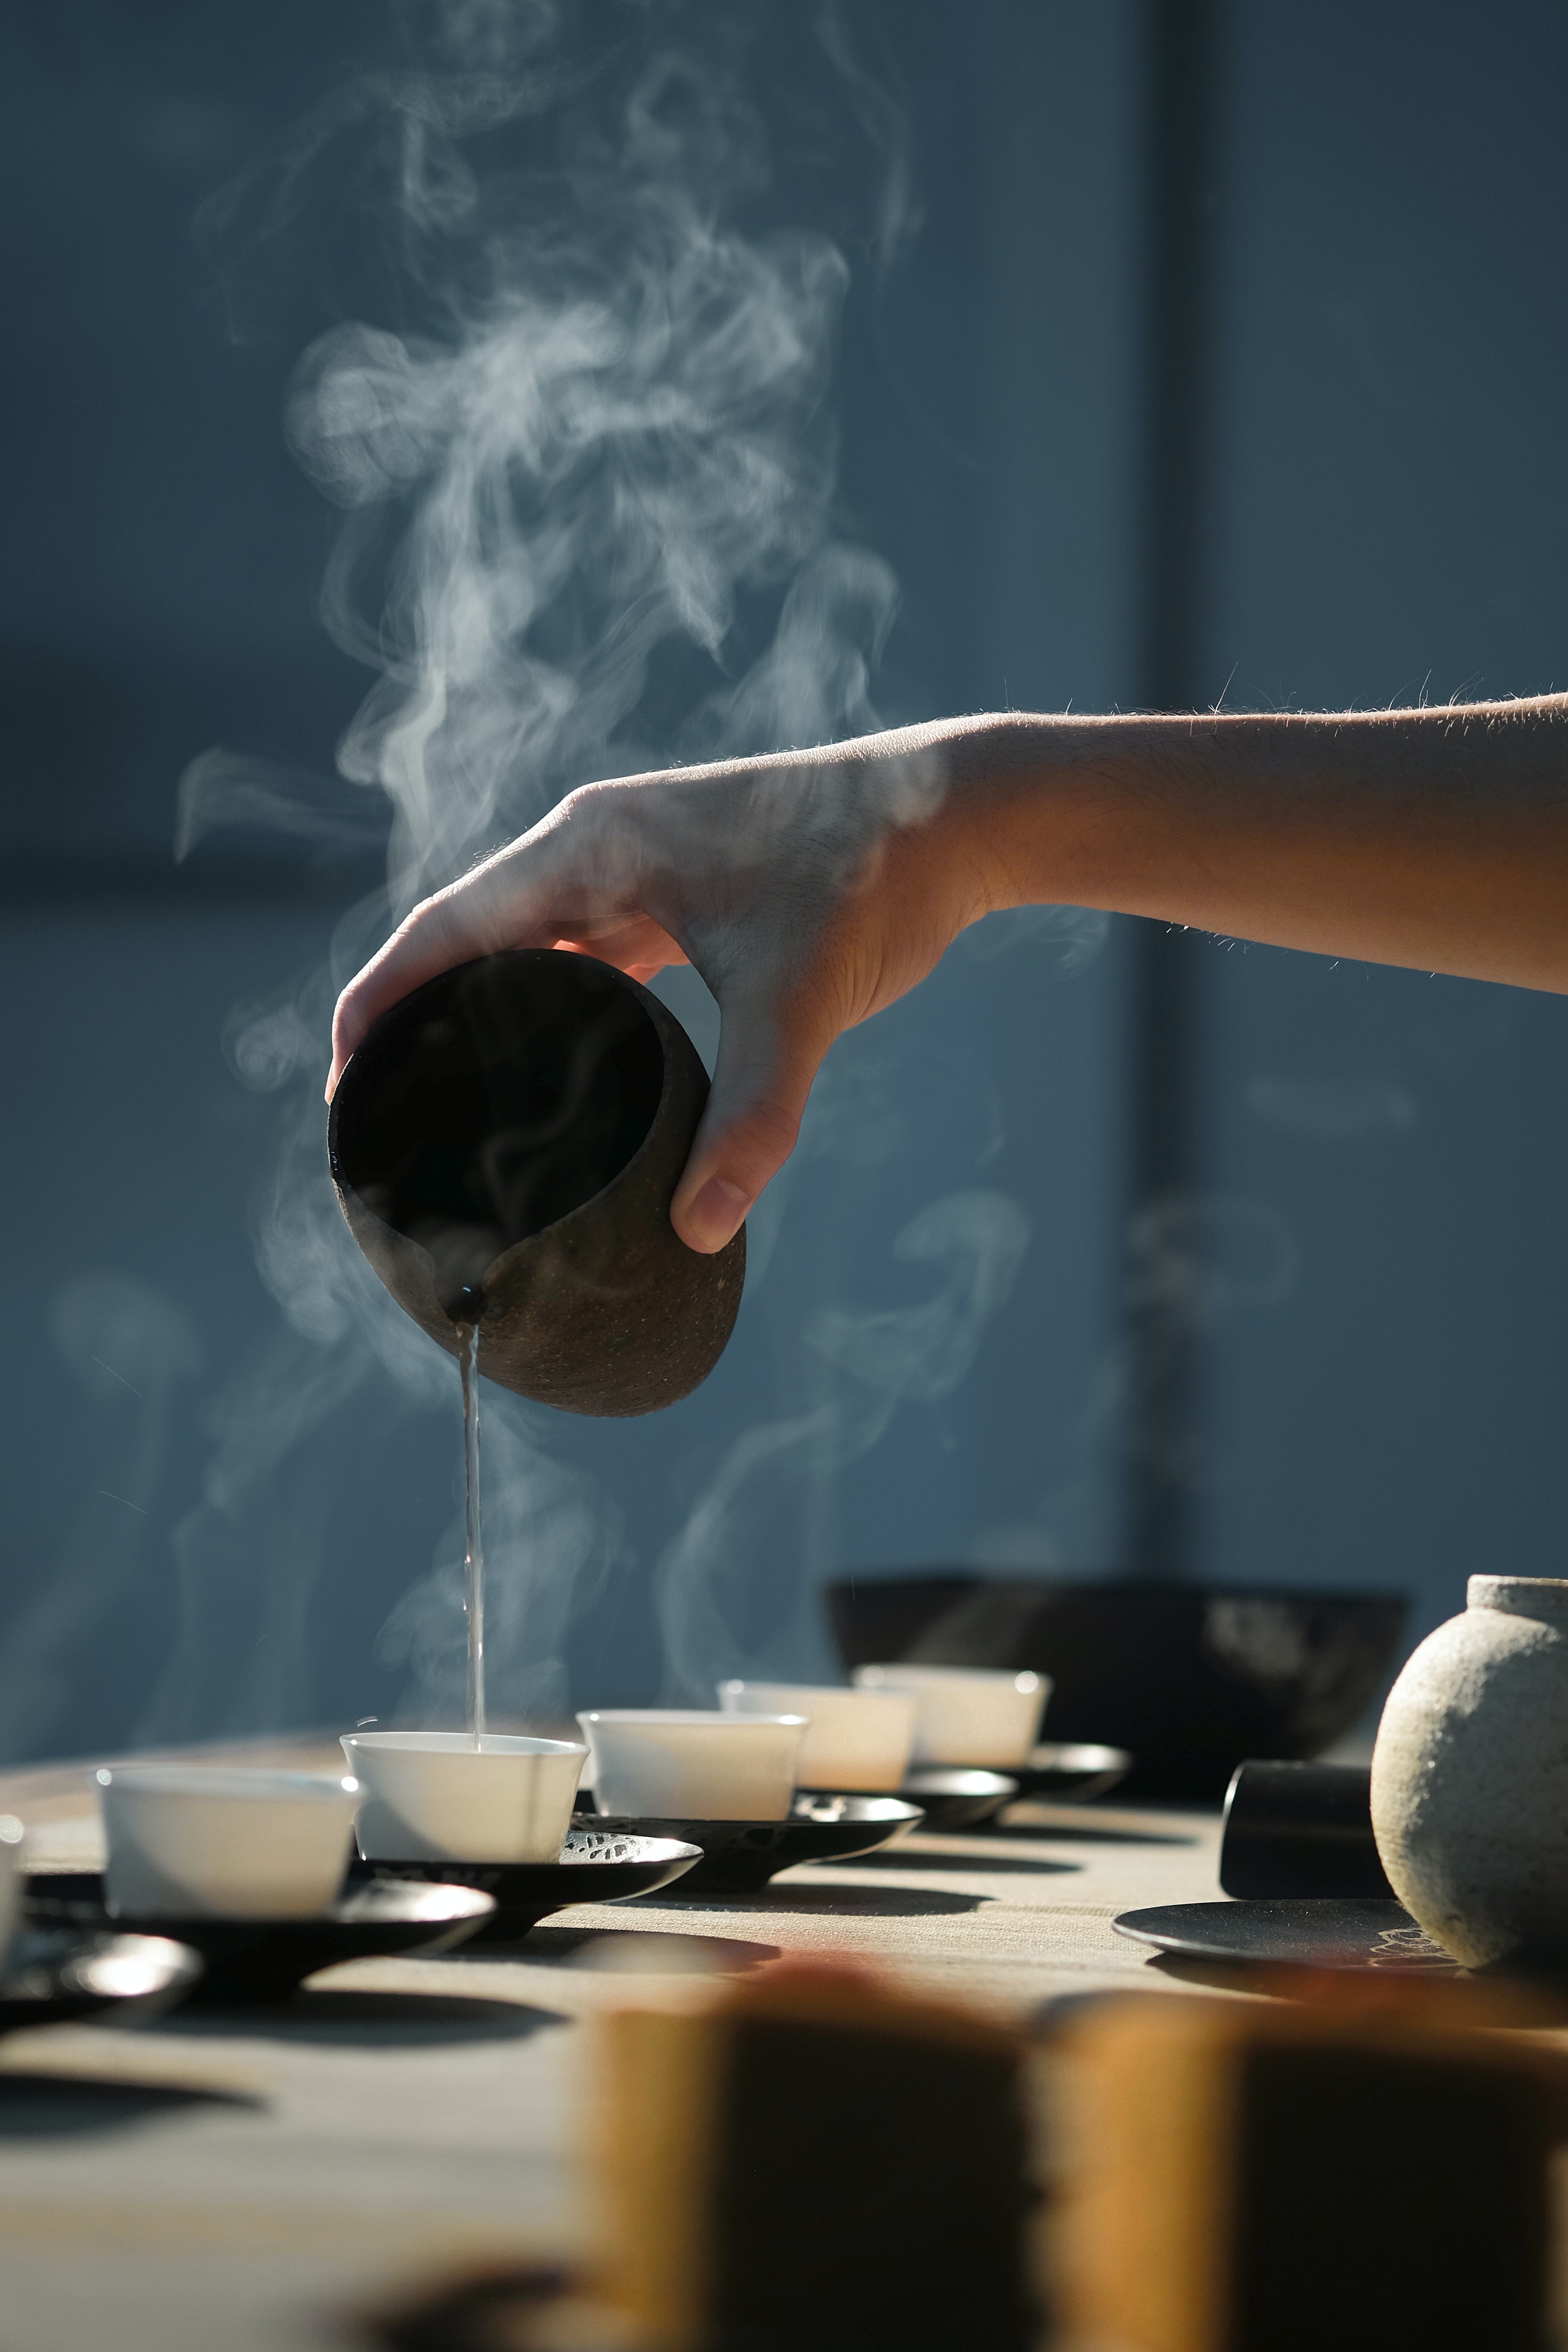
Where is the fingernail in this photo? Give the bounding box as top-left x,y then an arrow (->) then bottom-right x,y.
684,1176 -> 749,1252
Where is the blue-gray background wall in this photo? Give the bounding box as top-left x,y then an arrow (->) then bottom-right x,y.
1197,7 -> 1568,1624
0,0 -> 1562,1766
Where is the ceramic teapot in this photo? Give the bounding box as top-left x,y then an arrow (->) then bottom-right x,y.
327,949 -> 745,1416
1371,1574 -> 1568,1966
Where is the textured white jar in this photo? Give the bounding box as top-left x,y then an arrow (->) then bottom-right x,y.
1371,1575 -> 1568,1967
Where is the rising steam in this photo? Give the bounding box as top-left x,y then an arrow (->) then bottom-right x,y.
0,1277 -> 200,1764
153,7 -> 1030,1734
231,42 -> 890,909
966,1193 -> 1298,1576
654,1189 -> 1029,1700
1248,1077 -> 1418,1142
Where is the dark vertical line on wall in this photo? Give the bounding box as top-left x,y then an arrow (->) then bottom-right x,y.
1123,0 -> 1225,1579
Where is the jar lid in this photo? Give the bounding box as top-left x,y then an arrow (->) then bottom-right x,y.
1467,1574 -> 1568,1623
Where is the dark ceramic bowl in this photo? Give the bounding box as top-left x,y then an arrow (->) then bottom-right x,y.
23,1873 -> 495,2005
578,1794 -> 925,1894
826,1575 -> 1408,1801
355,1827 -> 704,1942
0,1923 -> 202,2030
329,949 -> 745,1416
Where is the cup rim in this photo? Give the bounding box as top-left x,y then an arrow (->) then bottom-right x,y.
853,1665 -> 1045,1695
718,1679 -> 912,1707
341,1730 -> 588,1758
95,1765 -> 359,1802
576,1709 -> 808,1730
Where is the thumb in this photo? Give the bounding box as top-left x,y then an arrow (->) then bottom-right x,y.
671,985 -> 834,1253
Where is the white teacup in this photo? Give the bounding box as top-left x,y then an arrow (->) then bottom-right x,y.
851,1664 -> 1050,1768
96,1765 -> 360,1920
577,1710 -> 806,1821
343,1730 -> 587,1864
0,1815 -> 22,1960
717,1680 -> 917,1792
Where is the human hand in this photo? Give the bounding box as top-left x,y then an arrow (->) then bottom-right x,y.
327,721 -> 1005,1252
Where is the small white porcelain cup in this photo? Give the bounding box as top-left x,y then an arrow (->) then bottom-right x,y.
96,1765 -> 359,1920
851,1664 -> 1050,1768
717,1680 -> 917,1792
342,1731 -> 587,1864
577,1710 -> 806,1821
0,1815 -> 23,1960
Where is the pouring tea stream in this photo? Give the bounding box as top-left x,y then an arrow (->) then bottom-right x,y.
458,1321 -> 485,1743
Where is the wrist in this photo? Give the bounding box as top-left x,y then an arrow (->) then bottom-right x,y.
920,712 -> 1136,920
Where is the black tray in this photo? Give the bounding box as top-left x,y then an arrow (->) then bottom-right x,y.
577,1794 -> 924,1894
0,1922 -> 202,2030
1113,1898 -> 1462,1974
825,1573 -> 1407,1800
355,1827 -> 704,1941
24,1873 -> 495,2004
1006,1743 -> 1133,1804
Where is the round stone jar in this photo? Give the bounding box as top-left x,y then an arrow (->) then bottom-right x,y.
1371,1575 -> 1568,1967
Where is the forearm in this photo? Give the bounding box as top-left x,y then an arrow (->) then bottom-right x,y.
925,698 -> 1568,993
331,692 -> 1568,1248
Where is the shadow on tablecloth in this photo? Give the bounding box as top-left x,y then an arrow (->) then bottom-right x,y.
985,1816 -> 1201,1848
139,1988 -> 568,2047
481,1926 -> 781,1973
663,1886 -> 996,1921
830,1849 -> 1081,1877
0,2070 -> 263,2138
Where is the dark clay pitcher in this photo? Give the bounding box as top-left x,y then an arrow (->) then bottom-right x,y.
327,949 -> 746,1415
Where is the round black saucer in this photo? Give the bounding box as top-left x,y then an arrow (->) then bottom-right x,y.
24,1873 -> 495,2005
577,1794 -> 924,1894
1113,1898 -> 1462,1974
897,1770 -> 1018,1832
1007,1742 -> 1133,1804
355,1828 -> 704,1942
0,1922 -> 201,2030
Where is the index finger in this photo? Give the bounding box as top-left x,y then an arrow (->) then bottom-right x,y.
326,845 -> 567,1098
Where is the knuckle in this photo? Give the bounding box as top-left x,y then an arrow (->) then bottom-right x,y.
738,1094 -> 802,1164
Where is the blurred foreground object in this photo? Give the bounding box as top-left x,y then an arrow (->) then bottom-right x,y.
592,1960 -> 1037,2351
330,952 -> 745,1415
828,1576 -> 1406,1799
1373,1574 -> 1568,1966
1051,1993 -> 1560,2352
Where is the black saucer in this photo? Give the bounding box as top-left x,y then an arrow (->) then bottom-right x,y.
578,1794 -> 924,1894
355,1827 -> 704,1942
0,1922 -> 202,2030
1113,1898 -> 1462,1974
1007,1742 -> 1133,1804
898,1770 -> 1018,1831
23,1873 -> 495,2005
